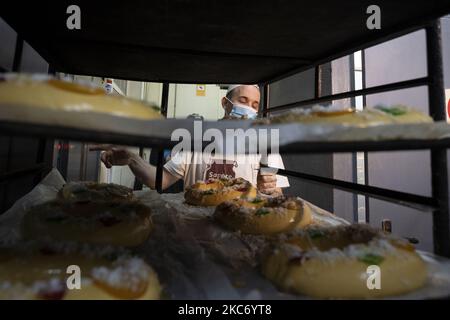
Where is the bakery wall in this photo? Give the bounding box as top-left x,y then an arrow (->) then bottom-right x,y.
167,84 -> 227,120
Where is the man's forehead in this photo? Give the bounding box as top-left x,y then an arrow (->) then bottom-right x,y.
232,85 -> 260,99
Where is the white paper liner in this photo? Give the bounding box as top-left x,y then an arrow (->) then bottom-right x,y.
0,169 -> 449,299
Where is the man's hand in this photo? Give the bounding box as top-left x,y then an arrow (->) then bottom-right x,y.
89,144 -> 179,190
257,172 -> 282,196
89,144 -> 133,168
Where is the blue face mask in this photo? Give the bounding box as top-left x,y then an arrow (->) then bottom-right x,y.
226,97 -> 258,120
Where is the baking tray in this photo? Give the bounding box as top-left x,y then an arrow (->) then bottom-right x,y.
2,103 -> 450,153
1,170 -> 448,299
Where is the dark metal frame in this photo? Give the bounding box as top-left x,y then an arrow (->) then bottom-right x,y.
261,20 -> 449,257
0,33 -> 53,213
155,82 -> 170,193
0,16 -> 448,257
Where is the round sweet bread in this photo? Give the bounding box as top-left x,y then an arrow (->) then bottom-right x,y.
265,105 -> 432,126
261,224 -> 428,298
0,74 -> 162,120
184,177 -> 257,206
22,200 -> 153,247
214,196 -> 312,234
0,244 -> 161,300
58,181 -> 135,204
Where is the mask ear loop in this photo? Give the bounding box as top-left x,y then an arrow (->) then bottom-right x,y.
224,97 -> 235,116
225,97 -> 234,105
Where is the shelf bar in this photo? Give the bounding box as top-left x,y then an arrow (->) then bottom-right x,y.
270,167 -> 437,211
264,77 -> 429,114
426,21 -> 450,257
3,119 -> 450,154
279,138 -> 450,154
156,82 -> 170,193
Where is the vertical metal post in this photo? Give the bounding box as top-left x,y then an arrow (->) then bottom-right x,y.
56,140 -> 69,180
349,54 -> 360,223
155,82 -> 169,193
37,65 -> 56,184
260,84 -> 269,117
33,139 -> 47,185
133,147 -> 145,190
12,35 -> 23,72
314,65 -> 321,99
361,49 -> 371,224
426,20 -> 450,257
79,143 -> 88,181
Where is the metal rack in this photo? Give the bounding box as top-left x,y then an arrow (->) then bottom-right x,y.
0,2 -> 450,257
260,21 -> 449,257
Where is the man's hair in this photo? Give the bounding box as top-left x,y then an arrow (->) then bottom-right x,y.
226,84 -> 260,100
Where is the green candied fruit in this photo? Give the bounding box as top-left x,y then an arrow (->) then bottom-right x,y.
307,229 -> 325,239
255,208 -> 270,216
375,105 -> 407,116
150,105 -> 161,112
251,198 -> 264,204
202,189 -> 215,195
357,253 -> 385,265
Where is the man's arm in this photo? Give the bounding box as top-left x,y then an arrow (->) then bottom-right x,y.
92,145 -> 180,190
128,153 -> 179,190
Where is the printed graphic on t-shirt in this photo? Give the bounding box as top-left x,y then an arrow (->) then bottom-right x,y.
204,159 -> 237,181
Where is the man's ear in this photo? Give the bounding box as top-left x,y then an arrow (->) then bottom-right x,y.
221,97 -> 227,109
221,97 -> 231,112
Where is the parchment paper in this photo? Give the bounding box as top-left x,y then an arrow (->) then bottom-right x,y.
0,169 -> 449,299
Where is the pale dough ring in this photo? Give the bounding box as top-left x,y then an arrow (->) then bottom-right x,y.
0,245 -> 161,300
263,106 -> 432,126
214,196 -> 313,235
0,74 -> 162,120
184,177 -> 257,207
261,224 -> 428,298
22,200 -> 153,247
23,182 -> 153,247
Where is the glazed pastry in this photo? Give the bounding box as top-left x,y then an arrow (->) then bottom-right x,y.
261,224 -> 427,298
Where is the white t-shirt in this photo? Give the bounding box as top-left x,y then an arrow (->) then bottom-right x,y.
164,152 -> 289,190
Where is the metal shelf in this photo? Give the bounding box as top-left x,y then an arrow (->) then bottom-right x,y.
267,167 -> 437,212
1,3 -> 449,258
2,1 -> 450,83
1,118 -> 450,153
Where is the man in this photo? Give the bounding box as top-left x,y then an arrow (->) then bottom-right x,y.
95,84 -> 289,195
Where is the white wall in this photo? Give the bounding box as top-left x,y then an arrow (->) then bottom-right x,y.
167,84 -> 226,120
